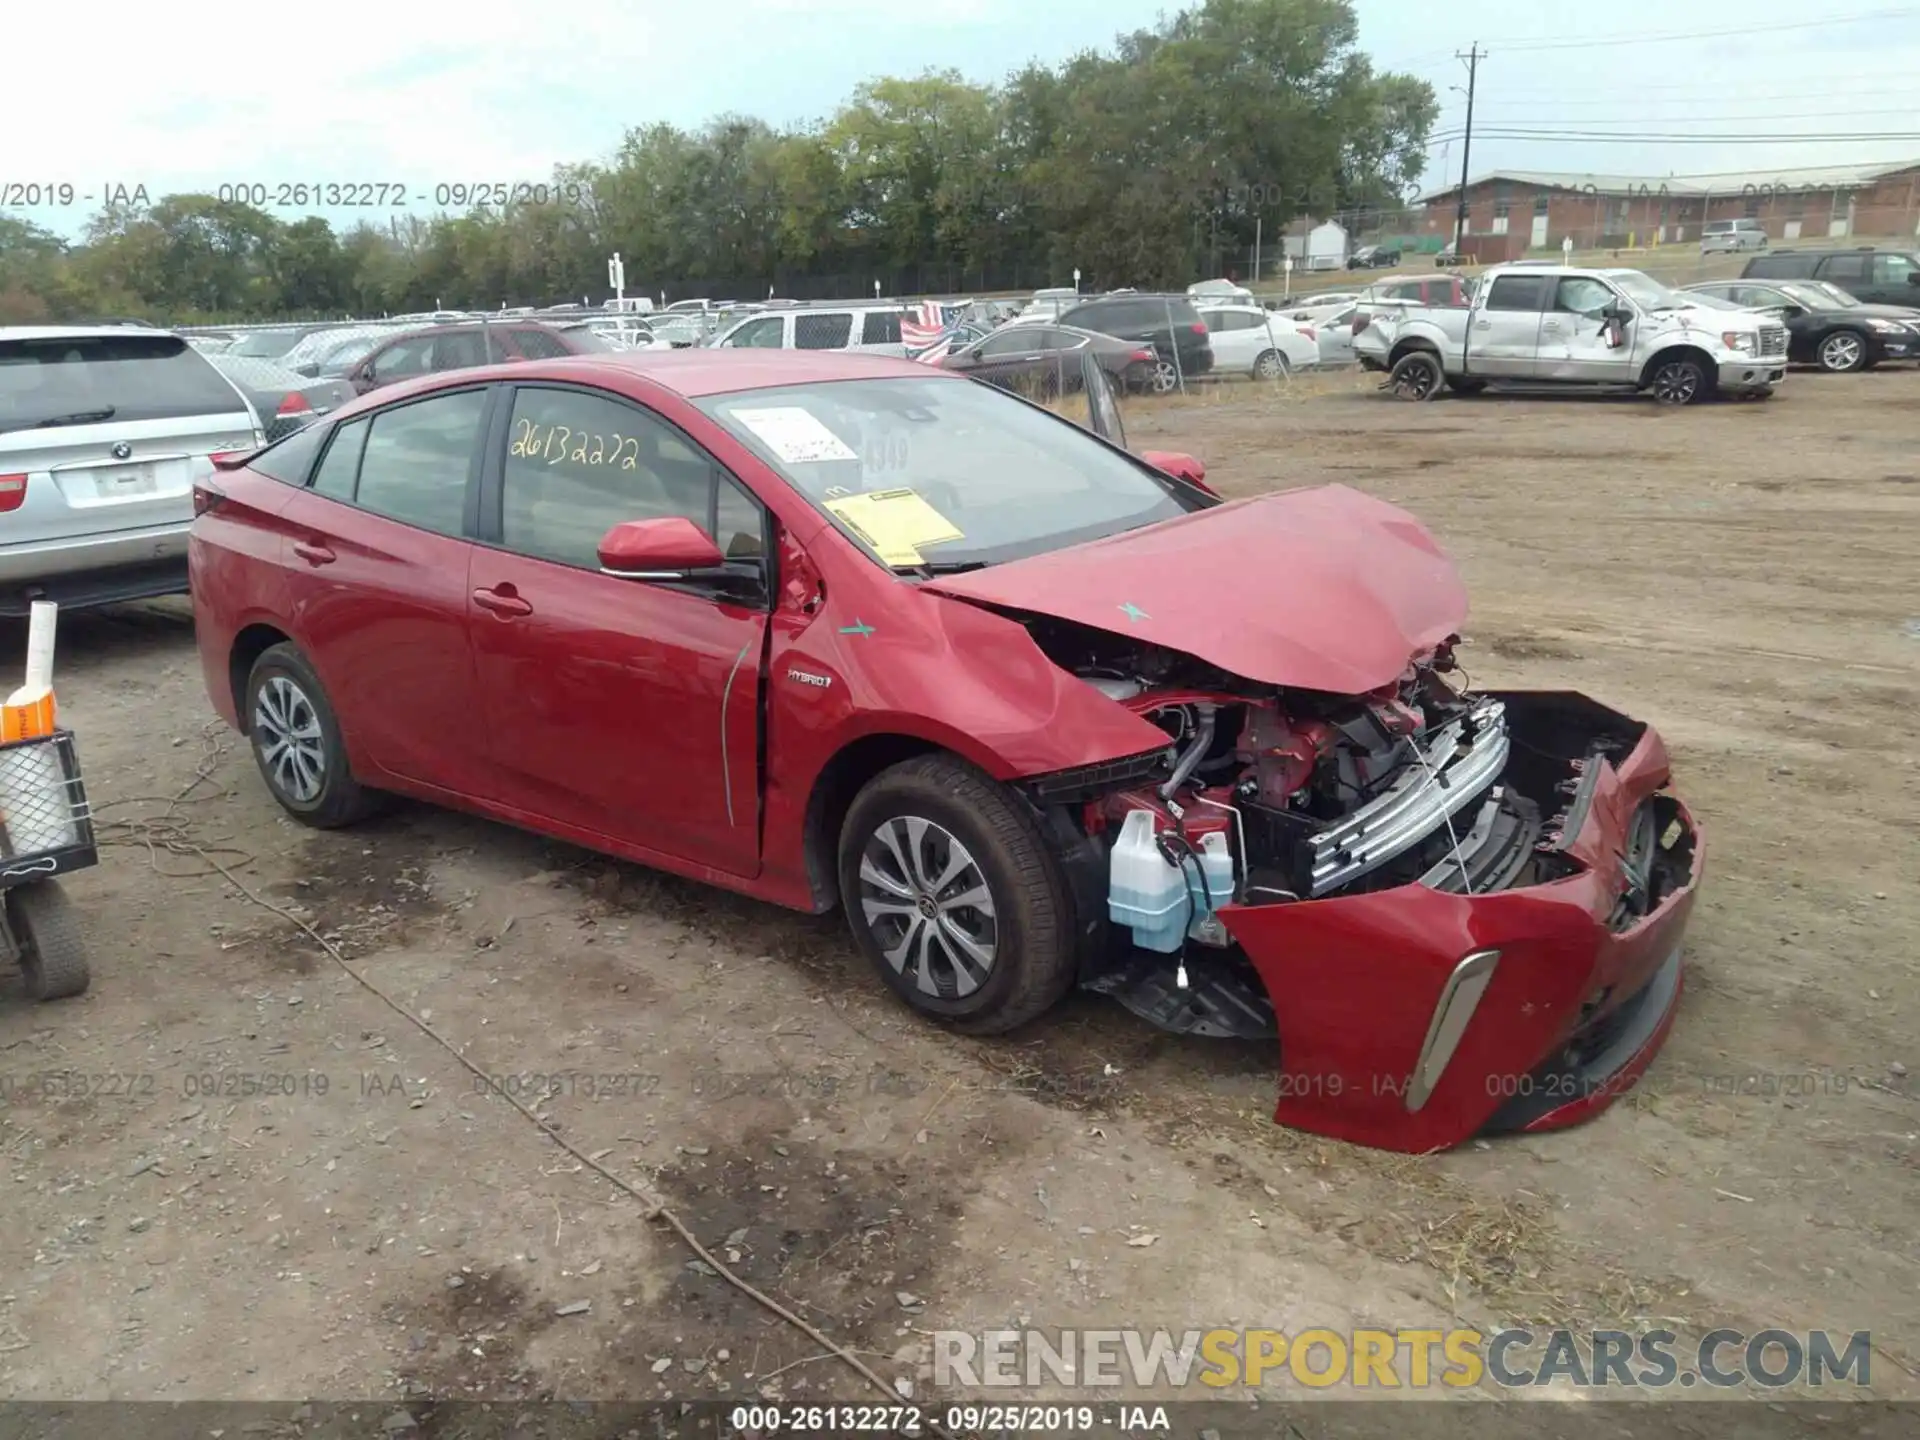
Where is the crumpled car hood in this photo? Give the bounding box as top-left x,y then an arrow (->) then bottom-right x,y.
924,485 -> 1467,694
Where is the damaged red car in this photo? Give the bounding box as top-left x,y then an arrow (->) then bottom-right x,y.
188,347 -> 1701,1154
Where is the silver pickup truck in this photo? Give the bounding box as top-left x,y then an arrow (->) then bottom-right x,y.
1352,264 -> 1788,404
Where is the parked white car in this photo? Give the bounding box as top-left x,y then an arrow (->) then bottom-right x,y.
1276,290 -> 1363,326
1195,304 -> 1318,378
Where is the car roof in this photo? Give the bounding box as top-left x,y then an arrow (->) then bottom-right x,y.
336,349 -> 962,413
0,325 -> 185,341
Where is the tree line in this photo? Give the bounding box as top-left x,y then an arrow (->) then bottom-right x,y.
0,0 -> 1435,325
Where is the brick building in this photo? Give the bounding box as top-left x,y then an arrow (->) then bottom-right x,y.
1416,160 -> 1920,257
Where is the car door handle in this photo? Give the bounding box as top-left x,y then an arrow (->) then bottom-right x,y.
472,585 -> 533,618
292,541 -> 336,565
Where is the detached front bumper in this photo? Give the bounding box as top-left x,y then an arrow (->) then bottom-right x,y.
1218,690 -> 1701,1154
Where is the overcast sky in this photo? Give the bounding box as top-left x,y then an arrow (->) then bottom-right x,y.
9,0 -> 1919,239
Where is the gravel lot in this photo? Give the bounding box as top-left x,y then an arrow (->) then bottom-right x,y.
2,367 -> 1915,1424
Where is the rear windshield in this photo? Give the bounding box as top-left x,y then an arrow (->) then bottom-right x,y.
228,327 -> 313,359
0,333 -> 247,433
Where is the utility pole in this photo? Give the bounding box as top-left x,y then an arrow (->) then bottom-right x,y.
1453,43 -> 1485,254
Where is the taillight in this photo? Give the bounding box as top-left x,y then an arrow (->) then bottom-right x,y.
1299,325 -> 1317,342
1190,322 -> 1207,335
1131,348 -> 1154,363
276,392 -> 312,415
0,474 -> 25,513
1352,314 -> 1371,334
192,483 -> 224,517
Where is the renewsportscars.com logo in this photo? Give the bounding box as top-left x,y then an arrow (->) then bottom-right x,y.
933,1328 -> 1874,1391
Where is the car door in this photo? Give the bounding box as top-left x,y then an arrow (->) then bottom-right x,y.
466,382 -> 770,876
1537,275 -> 1635,381
1814,252 -> 1870,302
1867,252 -> 1918,306
272,386 -> 490,792
717,316 -> 786,349
962,329 -> 1048,389
355,333 -> 439,394
1469,274 -> 1551,377
1201,309 -> 1254,372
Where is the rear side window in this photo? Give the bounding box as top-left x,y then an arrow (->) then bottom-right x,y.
1484,275 -> 1551,311
434,330 -> 492,369
1818,254 -> 1868,282
352,390 -> 486,536
228,328 -> 312,360
861,311 -> 903,345
249,421 -> 330,485
795,313 -> 854,350
0,333 -> 249,432
511,327 -> 572,360
312,419 -> 369,500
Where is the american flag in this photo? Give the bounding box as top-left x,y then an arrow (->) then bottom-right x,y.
903,301 -> 964,364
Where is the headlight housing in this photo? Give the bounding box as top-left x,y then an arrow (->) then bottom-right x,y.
1866,318 -> 1909,333
1720,331 -> 1757,354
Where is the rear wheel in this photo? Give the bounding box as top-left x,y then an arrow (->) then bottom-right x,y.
1253,349 -> 1290,381
245,643 -> 382,828
1388,350 -> 1445,400
8,882 -> 90,1001
838,755 -> 1075,1034
1148,357 -> 1180,394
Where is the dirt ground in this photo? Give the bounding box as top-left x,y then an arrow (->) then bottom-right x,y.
1,366 -> 1915,1427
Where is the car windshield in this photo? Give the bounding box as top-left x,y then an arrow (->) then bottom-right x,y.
0,332 -> 247,432
1805,280 -> 1860,308
228,327 -> 313,359
1607,270 -> 1684,311
698,376 -> 1197,571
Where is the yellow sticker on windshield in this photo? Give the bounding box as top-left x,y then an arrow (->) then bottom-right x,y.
824,488 -> 963,567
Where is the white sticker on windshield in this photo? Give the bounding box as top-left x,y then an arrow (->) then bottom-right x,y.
732,406 -> 859,464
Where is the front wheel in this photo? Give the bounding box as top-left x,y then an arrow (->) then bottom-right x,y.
1817,331 -> 1867,373
838,755 -> 1076,1034
1647,356 -> 1709,405
7,882 -> 90,1001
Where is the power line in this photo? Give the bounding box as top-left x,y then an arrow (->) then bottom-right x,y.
1423,129 -> 1920,146
1433,108 -> 1920,126
1482,9 -> 1911,53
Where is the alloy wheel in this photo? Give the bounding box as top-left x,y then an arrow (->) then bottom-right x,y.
253,675 -> 327,804
1819,333 -> 1864,372
1254,350 -> 1289,380
1650,361 -> 1700,405
1150,359 -> 1179,393
1390,354 -> 1442,400
857,815 -> 998,1001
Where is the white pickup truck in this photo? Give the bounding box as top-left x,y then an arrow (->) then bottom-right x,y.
1352,264 -> 1789,404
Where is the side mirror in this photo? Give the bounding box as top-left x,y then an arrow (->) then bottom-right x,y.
1908,272 -> 1919,286
597,517 -> 726,579
1140,450 -> 1212,494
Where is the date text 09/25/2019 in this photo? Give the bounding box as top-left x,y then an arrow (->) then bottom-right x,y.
0,181 -> 589,210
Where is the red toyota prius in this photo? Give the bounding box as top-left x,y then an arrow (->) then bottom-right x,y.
188,348 -> 1702,1153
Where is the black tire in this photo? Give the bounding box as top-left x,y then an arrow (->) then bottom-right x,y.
838,754 -> 1075,1035
1817,330 -> 1868,373
1647,355 -> 1710,406
244,642 -> 382,828
1388,350 -> 1445,400
1446,377 -> 1488,395
1252,349 -> 1290,381
9,882 -> 90,1001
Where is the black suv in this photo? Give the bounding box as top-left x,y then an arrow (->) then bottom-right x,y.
1056,293 -> 1213,391
1741,247 -> 1920,307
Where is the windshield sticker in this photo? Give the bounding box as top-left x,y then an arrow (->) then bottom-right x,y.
823,487 -> 963,568
732,406 -> 859,464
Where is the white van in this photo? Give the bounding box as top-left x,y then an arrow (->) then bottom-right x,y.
1702,219 -> 1769,254
709,304 -> 908,357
